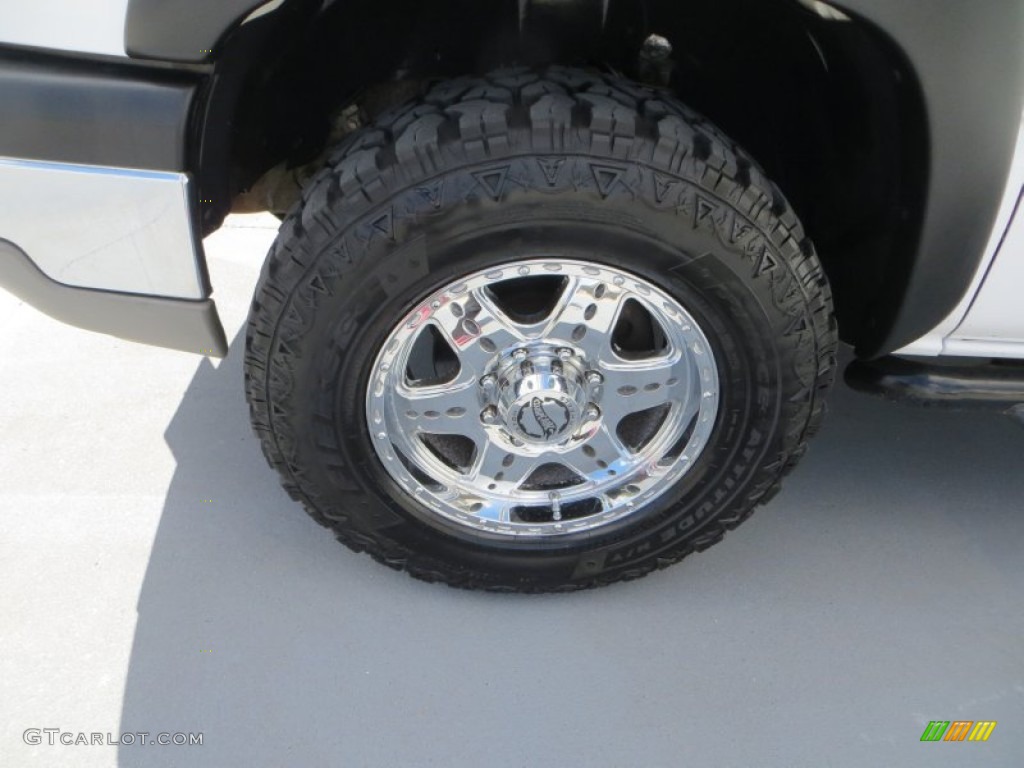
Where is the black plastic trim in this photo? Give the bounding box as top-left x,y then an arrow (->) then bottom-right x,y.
0,240 -> 227,357
0,47 -> 198,171
835,0 -> 1024,356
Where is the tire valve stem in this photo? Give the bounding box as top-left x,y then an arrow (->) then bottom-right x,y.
549,492 -> 562,521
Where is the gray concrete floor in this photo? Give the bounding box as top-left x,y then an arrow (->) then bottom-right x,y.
1,215 -> 1022,768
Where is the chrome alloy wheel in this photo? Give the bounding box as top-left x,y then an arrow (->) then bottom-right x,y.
365,260 -> 720,537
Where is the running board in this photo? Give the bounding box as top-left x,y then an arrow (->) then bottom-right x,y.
845,356 -> 1024,425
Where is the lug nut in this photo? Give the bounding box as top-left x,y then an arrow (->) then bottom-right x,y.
480,405 -> 499,424
479,374 -> 496,389
557,347 -> 573,360
585,404 -> 601,421
586,371 -> 603,385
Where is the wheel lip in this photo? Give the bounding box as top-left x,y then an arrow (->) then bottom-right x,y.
365,258 -> 720,539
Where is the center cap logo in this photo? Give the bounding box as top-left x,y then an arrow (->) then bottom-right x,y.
516,396 -> 572,441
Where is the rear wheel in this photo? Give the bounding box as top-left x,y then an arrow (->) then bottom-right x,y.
245,66 -> 837,591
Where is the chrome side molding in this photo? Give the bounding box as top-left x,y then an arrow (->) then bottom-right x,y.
0,157 -> 205,300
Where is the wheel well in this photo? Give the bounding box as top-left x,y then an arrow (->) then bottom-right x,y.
192,0 -> 928,351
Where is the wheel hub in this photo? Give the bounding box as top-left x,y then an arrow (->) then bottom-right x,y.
485,346 -> 597,447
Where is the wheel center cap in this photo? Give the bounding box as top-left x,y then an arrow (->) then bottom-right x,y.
492,349 -> 590,446
512,392 -> 576,443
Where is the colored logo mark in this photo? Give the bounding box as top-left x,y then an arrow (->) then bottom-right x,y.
920,720 -> 997,742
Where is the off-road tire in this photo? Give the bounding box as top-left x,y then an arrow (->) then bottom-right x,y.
244,66 -> 838,592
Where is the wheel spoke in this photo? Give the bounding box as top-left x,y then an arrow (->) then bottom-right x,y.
560,423 -> 632,478
599,351 -> 688,418
542,277 -> 628,358
393,370 -> 483,437
469,440 -> 543,492
429,287 -> 527,373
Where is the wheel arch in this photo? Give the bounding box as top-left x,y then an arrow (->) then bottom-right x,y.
174,0 -> 1022,357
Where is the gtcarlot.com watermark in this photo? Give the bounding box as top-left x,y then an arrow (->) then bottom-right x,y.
24,729 -> 202,747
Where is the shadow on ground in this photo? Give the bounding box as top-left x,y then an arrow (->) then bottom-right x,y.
118,337 -> 1024,767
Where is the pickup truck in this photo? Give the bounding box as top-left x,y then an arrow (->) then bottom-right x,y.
1,0 -> 1021,591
